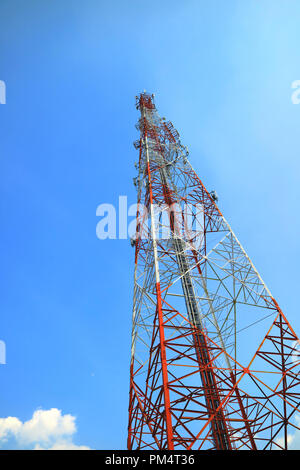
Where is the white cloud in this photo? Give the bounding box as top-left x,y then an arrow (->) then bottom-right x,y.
0,408 -> 90,450
275,434 -> 294,449
35,440 -> 91,450
288,415 -> 300,450
275,415 -> 300,450
0,417 -> 22,441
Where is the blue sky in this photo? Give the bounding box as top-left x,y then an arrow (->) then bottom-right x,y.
0,0 -> 300,449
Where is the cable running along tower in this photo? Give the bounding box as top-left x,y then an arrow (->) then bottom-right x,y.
127,92 -> 300,450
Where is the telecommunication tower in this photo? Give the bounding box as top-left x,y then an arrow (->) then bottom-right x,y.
127,92 -> 300,450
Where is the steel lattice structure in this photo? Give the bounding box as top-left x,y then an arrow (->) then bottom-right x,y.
127,92 -> 300,450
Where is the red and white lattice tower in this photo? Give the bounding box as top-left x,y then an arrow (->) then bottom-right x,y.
127,92 -> 300,450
